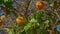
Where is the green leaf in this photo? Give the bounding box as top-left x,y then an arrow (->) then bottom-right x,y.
28,15 -> 34,20
44,20 -> 49,27
21,20 -> 27,22
4,0 -> 13,8
34,10 -> 43,20
24,22 -> 33,31
6,28 -> 14,34
36,23 -> 40,26
44,20 -> 49,24
35,13 -> 43,22
35,13 -> 42,19
34,22 -> 40,29
0,0 -> 3,5
8,29 -> 14,34
4,0 -> 8,2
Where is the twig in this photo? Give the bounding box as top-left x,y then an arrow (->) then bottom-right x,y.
14,0 -> 21,7
24,0 -> 32,20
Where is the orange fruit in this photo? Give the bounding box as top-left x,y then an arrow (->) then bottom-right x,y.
0,20 -> 3,26
16,18 -> 21,24
35,1 -> 44,10
16,16 -> 26,24
47,30 -> 53,34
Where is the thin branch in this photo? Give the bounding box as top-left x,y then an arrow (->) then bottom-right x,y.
14,0 -> 21,7
24,0 -> 32,20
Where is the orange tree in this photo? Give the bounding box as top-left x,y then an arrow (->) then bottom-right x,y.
0,0 -> 60,34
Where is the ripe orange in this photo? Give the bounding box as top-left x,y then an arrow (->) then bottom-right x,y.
35,1 -> 44,10
16,16 -> 26,24
47,30 -> 53,34
0,20 -> 3,26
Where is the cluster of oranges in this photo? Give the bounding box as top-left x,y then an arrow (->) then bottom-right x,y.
16,1 -> 45,24
0,0 -> 45,27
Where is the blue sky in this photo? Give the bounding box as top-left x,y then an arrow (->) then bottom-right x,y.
0,11 -> 4,16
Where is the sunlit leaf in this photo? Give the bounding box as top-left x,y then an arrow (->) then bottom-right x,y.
28,15 -> 34,20
44,20 -> 49,24
24,22 -> 33,31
